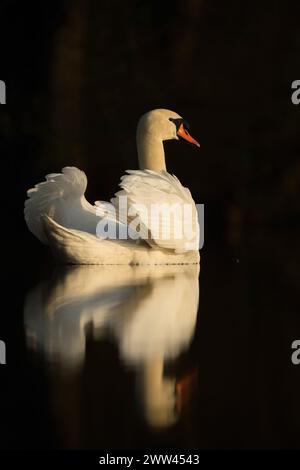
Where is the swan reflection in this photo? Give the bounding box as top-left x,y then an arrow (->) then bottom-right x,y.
24,265 -> 200,429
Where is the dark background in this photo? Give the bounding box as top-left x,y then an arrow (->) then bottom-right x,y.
0,0 -> 300,451
1,0 -> 300,249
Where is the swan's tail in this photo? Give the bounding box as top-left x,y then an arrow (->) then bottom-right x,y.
24,166 -> 98,244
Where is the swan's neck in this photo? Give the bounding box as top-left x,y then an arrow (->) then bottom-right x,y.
137,134 -> 166,172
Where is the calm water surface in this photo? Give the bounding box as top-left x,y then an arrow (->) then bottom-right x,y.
2,232 -> 300,449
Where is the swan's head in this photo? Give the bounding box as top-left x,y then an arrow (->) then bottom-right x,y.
137,108 -> 200,148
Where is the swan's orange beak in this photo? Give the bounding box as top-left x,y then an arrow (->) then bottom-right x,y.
177,123 -> 200,148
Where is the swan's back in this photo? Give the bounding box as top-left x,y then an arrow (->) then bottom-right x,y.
24,166 -> 200,265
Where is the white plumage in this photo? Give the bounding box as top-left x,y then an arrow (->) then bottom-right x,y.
25,167 -> 98,244
112,169 -> 199,253
24,109 -> 201,265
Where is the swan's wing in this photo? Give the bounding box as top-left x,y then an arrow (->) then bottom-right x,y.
41,215 -> 200,264
25,167 -> 98,244
112,170 -> 199,253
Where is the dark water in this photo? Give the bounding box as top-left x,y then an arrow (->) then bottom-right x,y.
1,231 -> 300,450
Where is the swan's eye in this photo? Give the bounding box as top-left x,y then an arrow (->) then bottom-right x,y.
169,117 -> 183,131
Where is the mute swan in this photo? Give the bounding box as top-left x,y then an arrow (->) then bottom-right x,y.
25,109 -> 201,265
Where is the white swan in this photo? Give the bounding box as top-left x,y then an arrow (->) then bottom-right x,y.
24,109 -> 201,265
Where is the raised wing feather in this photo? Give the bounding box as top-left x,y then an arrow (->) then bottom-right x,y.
112,170 -> 199,253
25,167 -> 98,244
